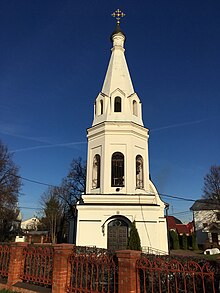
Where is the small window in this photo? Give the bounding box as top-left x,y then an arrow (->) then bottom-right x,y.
203,223 -> 208,228
136,155 -> 144,189
133,100 -> 138,116
114,97 -> 121,112
100,100 -> 103,115
92,154 -> 100,188
111,152 -> 124,187
211,232 -> 218,243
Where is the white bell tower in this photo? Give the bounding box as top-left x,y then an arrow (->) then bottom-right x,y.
76,10 -> 168,254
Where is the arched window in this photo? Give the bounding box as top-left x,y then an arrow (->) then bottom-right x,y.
133,100 -> 138,116
94,102 -> 97,115
100,100 -> 103,115
136,155 -> 144,189
114,97 -> 121,112
92,154 -> 100,188
111,152 -> 124,187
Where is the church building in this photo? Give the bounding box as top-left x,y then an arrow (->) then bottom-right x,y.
76,10 -> 168,253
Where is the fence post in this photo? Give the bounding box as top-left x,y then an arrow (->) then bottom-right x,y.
7,242 -> 28,287
116,250 -> 141,293
52,244 -> 73,293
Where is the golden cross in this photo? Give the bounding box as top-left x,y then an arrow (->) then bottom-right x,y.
111,9 -> 125,25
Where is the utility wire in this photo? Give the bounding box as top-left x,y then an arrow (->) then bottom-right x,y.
159,193 -> 195,202
14,174 -> 57,188
138,194 -> 152,247
14,174 -> 219,206
159,193 -> 220,207
169,210 -> 192,215
18,206 -> 41,210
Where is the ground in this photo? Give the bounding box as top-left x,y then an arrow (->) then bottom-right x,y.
170,249 -> 220,262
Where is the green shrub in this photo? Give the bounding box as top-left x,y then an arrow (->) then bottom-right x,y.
192,232 -> 199,250
182,233 -> 188,250
170,230 -> 180,250
127,221 -> 141,251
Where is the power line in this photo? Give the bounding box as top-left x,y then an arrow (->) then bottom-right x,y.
18,206 -> 41,210
169,210 -> 192,216
14,174 -> 57,188
160,193 -> 220,208
159,193 -> 195,202
138,194 -> 152,247
13,174 -> 219,207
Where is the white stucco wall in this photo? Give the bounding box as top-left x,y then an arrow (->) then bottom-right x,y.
21,217 -> 39,230
193,210 -> 220,245
76,194 -> 168,253
86,121 -> 150,195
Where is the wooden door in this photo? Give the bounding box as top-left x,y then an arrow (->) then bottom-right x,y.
107,225 -> 128,250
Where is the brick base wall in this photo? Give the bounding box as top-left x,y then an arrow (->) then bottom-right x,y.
0,243 -> 142,293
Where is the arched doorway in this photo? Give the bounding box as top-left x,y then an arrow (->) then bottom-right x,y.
107,216 -> 131,250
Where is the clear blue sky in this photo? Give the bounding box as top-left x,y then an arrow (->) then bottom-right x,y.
1,0 -> 219,222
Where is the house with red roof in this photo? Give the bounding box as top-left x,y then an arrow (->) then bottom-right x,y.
166,216 -> 194,236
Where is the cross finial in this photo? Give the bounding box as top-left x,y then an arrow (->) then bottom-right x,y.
111,9 -> 125,25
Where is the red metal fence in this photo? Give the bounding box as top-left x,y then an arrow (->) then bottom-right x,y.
19,244 -> 54,287
66,247 -> 118,293
0,243 -> 218,293
136,255 -> 217,293
0,243 -> 10,278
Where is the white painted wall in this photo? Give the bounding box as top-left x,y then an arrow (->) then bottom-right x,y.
77,194 -> 168,253
21,217 -> 39,230
193,210 -> 220,245
86,122 -> 150,195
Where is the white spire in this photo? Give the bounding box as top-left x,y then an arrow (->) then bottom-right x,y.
92,23 -> 143,127
101,28 -> 134,96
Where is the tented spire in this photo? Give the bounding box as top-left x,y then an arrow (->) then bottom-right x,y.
101,10 -> 134,96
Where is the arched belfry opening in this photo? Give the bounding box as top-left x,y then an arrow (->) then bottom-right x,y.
133,100 -> 138,116
114,96 -> 121,112
111,152 -> 124,187
107,216 -> 131,250
92,154 -> 100,189
100,100 -> 103,115
136,155 -> 144,189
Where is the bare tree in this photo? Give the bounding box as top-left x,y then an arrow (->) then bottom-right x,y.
203,165 -> 220,202
0,140 -> 21,241
39,187 -> 63,244
59,157 -> 86,219
38,158 -> 86,243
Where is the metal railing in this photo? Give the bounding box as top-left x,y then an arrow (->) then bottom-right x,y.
20,244 -> 54,287
0,243 -> 10,278
141,246 -> 168,255
0,243 -> 219,293
137,256 -> 216,293
66,246 -> 118,293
